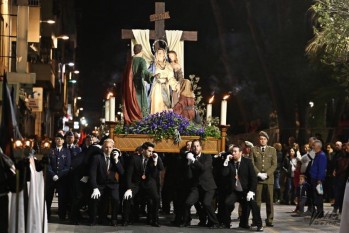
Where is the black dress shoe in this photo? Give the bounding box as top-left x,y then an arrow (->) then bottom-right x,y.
239,224 -> 250,229
179,222 -> 189,227
220,223 -> 230,229
70,220 -> 79,225
171,220 -> 181,226
151,222 -> 160,227
256,226 -> 264,231
265,221 -> 274,227
197,221 -> 207,227
111,220 -> 117,226
209,224 -> 221,229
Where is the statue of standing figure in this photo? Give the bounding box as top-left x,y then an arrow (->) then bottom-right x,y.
149,48 -> 180,114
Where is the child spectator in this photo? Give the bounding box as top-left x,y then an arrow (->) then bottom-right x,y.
295,175 -> 310,215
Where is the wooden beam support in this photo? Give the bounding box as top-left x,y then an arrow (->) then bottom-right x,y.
121,29 -> 198,41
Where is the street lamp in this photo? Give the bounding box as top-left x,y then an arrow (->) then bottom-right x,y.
40,19 -> 55,24
52,34 -> 70,48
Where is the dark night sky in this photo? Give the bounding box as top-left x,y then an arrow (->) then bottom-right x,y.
76,0 -> 326,134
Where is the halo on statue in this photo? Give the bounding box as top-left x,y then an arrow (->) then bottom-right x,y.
152,39 -> 168,54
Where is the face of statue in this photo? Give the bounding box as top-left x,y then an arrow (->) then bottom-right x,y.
156,49 -> 166,62
168,52 -> 177,62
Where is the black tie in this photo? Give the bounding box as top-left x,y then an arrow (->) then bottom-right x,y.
143,158 -> 148,172
262,147 -> 265,152
106,157 -> 110,171
235,161 -> 240,170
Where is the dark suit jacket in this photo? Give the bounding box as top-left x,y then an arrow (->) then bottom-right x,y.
221,156 -> 257,194
188,153 -> 217,191
89,150 -> 124,190
126,154 -> 164,191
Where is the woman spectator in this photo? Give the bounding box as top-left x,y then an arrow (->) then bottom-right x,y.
332,143 -> 349,214
273,143 -> 283,203
325,143 -> 335,203
283,148 -> 298,205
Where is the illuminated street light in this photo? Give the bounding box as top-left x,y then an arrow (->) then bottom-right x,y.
70,80 -> 77,84
74,70 -> 80,74
40,19 -> 55,24
77,96 -> 82,100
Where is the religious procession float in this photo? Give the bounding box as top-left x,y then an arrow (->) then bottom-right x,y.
103,2 -> 230,154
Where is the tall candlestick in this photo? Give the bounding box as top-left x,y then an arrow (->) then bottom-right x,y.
105,100 -> 110,121
206,103 -> 212,125
109,97 -> 115,122
207,95 -> 214,126
220,99 -> 227,125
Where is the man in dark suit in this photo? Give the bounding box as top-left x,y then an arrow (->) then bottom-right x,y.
46,133 -> 71,220
182,139 -> 220,228
123,142 -> 164,227
89,139 -> 124,226
222,145 -> 263,231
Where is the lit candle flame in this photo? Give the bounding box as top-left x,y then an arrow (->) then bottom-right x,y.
25,140 -> 31,147
209,95 -> 215,104
14,140 -> 23,148
43,142 -> 51,149
106,92 -> 114,100
223,94 -> 230,100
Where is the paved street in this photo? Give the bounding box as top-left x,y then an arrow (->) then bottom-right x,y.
48,202 -> 340,233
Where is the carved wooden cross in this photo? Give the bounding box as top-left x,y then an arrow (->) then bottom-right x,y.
121,2 -> 197,41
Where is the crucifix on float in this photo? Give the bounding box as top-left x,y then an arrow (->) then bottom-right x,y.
121,2 -> 197,43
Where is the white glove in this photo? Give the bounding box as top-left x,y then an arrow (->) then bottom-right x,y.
10,165 -> 16,175
124,189 -> 132,200
186,152 -> 195,164
112,150 -> 120,158
91,188 -> 101,199
53,175 -> 59,182
80,176 -> 89,183
223,154 -> 233,166
153,153 -> 158,166
247,191 -> 255,201
257,173 -> 268,180
214,151 -> 225,158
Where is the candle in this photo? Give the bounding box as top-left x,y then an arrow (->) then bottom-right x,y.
220,94 -> 230,125
206,95 -> 214,126
105,100 -> 110,121
109,97 -> 116,122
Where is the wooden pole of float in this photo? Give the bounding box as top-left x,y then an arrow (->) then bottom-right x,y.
106,121 -> 117,140
220,125 -> 230,152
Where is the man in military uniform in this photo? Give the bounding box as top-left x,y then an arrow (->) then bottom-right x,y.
46,133 -> 72,220
64,131 -> 83,224
250,131 -> 277,227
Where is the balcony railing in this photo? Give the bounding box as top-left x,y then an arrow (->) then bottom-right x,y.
28,0 -> 40,6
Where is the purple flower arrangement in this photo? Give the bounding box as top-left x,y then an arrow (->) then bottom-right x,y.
126,111 -> 205,141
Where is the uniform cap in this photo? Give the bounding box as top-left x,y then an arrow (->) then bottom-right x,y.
259,131 -> 269,140
245,141 -> 254,148
55,133 -> 65,139
65,131 -> 74,137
